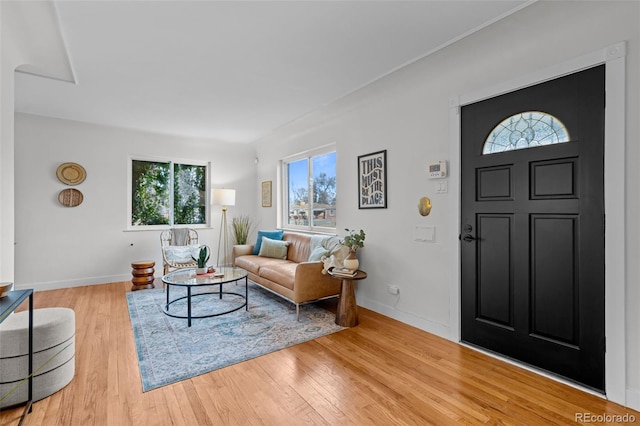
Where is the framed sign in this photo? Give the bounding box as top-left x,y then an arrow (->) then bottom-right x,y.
261,181 -> 272,207
358,150 -> 387,209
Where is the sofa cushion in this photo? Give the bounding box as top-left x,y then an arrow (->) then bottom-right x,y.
233,255 -> 262,275
282,232 -> 312,263
258,261 -> 297,290
235,255 -> 286,275
258,237 -> 290,259
253,230 -> 285,255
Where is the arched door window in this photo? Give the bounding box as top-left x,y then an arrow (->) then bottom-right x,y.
483,111 -> 570,154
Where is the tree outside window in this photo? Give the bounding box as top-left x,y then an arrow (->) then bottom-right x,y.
173,163 -> 206,224
284,148 -> 336,232
131,159 -> 207,227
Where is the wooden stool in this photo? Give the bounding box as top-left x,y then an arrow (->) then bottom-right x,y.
131,260 -> 155,291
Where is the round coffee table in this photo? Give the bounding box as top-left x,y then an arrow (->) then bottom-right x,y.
162,267 -> 249,327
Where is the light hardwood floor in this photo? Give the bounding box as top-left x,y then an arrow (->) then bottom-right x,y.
1,281 -> 637,425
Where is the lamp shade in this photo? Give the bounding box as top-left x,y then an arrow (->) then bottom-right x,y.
212,188 -> 236,206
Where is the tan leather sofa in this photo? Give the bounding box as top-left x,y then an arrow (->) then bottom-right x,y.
233,232 -> 341,319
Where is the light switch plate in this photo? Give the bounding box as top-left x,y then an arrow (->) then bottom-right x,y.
436,181 -> 448,193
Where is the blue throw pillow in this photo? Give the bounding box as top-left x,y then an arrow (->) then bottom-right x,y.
253,230 -> 284,255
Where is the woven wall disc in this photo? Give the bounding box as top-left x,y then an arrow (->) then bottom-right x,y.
58,188 -> 84,207
56,162 -> 86,185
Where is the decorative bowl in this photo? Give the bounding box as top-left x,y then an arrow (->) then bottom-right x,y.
0,282 -> 14,298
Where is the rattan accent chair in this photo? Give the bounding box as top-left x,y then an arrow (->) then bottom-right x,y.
160,228 -> 199,274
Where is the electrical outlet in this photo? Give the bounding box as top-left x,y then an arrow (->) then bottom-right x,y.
387,285 -> 400,295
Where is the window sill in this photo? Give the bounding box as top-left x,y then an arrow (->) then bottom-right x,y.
124,225 -> 214,232
278,227 -> 336,237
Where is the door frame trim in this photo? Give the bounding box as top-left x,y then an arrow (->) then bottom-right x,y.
449,42 -> 627,405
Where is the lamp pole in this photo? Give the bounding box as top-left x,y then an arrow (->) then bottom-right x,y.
217,204 -> 229,267
212,188 -> 236,268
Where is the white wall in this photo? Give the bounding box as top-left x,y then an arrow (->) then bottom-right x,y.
14,114 -> 257,289
1,3 -> 17,283
1,0 -> 75,283
253,1 -> 640,407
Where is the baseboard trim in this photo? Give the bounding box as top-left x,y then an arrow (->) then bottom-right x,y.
627,388 -> 640,411
358,296 -> 450,339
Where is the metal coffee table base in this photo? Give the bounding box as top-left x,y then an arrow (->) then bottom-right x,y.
163,276 -> 248,327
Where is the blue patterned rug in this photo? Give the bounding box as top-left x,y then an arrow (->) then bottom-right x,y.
126,281 -> 345,391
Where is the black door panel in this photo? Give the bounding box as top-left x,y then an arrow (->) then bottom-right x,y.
461,65 -> 605,391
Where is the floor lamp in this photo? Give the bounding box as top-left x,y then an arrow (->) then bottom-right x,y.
212,188 -> 236,267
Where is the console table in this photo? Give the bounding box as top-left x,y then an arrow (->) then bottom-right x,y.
0,289 -> 34,424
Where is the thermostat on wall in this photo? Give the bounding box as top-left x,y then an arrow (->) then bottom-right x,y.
428,161 -> 447,179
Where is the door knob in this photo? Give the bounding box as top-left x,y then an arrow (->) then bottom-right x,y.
462,234 -> 477,242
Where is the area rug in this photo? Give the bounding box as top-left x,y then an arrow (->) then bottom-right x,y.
126,281 -> 345,391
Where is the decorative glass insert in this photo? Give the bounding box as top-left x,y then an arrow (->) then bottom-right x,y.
483,111 -> 570,154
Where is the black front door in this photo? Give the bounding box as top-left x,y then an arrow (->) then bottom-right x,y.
460,65 -> 605,391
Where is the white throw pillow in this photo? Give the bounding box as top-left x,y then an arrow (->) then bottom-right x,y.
163,246 -> 199,264
321,236 -> 342,254
329,244 -> 350,266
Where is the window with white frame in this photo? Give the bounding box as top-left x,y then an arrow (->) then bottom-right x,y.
129,158 -> 209,228
282,146 -> 336,233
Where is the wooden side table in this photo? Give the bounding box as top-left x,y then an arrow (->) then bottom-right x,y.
131,260 -> 155,291
329,270 -> 367,327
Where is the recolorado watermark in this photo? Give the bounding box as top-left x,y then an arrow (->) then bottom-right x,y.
575,412 -> 637,423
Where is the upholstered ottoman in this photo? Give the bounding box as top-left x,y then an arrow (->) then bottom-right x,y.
0,307 -> 75,408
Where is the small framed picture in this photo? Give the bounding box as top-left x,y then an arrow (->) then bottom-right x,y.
358,150 -> 387,209
261,181 -> 272,207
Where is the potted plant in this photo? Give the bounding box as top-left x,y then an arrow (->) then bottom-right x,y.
231,215 -> 254,265
340,229 -> 365,270
231,215 -> 254,245
192,245 -> 210,274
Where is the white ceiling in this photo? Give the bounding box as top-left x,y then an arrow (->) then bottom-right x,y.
14,1 -> 532,144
